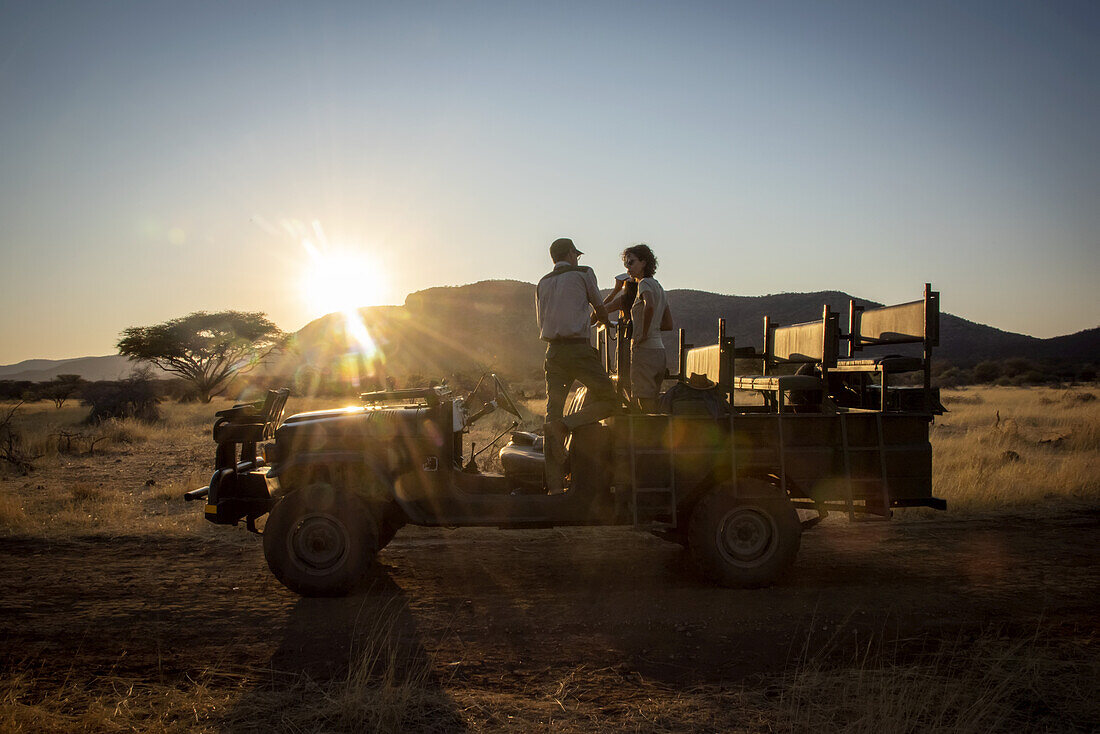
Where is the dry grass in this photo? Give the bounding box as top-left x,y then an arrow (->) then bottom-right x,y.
0,494 -> 30,531
2,626 -> 1092,733
4,400 -> 212,463
774,625 -> 1098,733
0,398 -> 234,537
930,385 -> 1100,512
1,385 -> 1097,535
0,388 -> 1096,731
0,601 -> 457,734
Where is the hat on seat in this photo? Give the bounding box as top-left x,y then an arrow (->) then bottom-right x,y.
685,372 -> 717,390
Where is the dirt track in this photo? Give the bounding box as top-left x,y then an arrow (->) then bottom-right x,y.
2,507 -> 1097,699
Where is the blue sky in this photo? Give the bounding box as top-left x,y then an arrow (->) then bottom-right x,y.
1,0 -> 1097,362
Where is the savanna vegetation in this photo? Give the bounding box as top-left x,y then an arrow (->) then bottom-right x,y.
933,357 -> 1096,388
0,384 -> 1096,731
117,311 -> 284,403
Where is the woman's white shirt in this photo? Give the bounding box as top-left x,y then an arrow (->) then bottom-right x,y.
630,277 -> 667,349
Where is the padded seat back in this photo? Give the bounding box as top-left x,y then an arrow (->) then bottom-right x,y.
851,285 -> 938,350
264,388 -> 290,429
764,306 -> 840,374
684,344 -> 728,387
843,284 -> 940,412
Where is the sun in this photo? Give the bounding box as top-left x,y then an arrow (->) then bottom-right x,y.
300,243 -> 387,318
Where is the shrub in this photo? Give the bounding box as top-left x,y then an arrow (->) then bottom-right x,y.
0,381 -> 35,401
972,361 -> 1001,383
935,367 -> 972,389
158,378 -> 200,403
0,403 -> 40,472
1002,357 -> 1036,378
1022,370 -> 1047,384
82,369 -> 161,424
38,374 -> 85,408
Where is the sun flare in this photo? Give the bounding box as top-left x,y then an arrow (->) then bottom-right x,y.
300,242 -> 387,318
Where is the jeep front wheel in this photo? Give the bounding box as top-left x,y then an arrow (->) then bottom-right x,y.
687,480 -> 801,588
263,484 -> 379,597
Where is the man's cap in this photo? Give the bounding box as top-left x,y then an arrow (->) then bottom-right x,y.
550,237 -> 583,260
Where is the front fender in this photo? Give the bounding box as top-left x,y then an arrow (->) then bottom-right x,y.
268,453 -> 422,520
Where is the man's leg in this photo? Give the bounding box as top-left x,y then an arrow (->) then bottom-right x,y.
544,343 -> 573,465
544,344 -> 571,424
561,344 -> 618,431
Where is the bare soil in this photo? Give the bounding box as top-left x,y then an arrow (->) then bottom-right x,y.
2,389 -> 1098,728
2,507 -> 1096,711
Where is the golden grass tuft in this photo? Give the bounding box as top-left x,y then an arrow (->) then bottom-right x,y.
0,495 -> 30,532
223,604 -> 457,732
69,483 -> 105,503
94,418 -> 154,445
0,668 -> 234,734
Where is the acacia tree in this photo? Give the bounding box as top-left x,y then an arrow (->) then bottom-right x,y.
43,374 -> 85,408
117,311 -> 283,403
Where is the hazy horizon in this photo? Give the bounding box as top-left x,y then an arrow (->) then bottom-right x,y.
2,276 -> 1096,368
2,1 -> 1098,363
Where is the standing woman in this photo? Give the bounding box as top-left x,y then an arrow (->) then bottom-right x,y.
606,244 -> 674,412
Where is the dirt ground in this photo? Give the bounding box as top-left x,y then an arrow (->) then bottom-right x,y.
1,389 -> 1097,729
2,507 -> 1097,718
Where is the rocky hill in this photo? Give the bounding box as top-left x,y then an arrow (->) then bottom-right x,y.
4,280 -> 1096,384
275,280 -> 1098,385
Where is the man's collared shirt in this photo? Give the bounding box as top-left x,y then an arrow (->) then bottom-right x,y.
536,261 -> 602,340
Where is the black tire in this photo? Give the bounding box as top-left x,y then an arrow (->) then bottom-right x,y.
263,484 -> 379,597
687,480 -> 801,588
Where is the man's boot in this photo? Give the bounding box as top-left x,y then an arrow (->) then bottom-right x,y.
544,420 -> 568,463
544,453 -> 566,495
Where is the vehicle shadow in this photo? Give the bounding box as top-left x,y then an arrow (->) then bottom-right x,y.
224,569 -> 467,732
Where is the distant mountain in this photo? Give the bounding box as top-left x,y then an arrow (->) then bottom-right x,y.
666,289 -> 1099,365
0,355 -> 165,382
5,281 -> 1096,384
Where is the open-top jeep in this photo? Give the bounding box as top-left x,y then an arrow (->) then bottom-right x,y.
187,284 -> 946,596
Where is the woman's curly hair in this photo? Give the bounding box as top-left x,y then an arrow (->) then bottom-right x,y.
622,243 -> 658,278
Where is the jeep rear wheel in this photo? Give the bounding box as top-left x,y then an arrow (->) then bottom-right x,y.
687,480 -> 801,588
263,484 -> 379,597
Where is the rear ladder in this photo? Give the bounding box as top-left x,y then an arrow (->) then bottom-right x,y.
627,414 -> 678,528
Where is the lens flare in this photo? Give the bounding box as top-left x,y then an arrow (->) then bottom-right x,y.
296,232 -> 389,392
300,240 -> 387,317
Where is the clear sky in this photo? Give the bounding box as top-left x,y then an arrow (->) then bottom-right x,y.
1,0 -> 1097,363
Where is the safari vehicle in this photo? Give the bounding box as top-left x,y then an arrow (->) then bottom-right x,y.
186,285 -> 946,597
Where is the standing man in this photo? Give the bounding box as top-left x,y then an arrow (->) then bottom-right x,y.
536,238 -> 617,487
